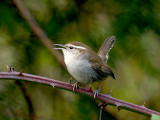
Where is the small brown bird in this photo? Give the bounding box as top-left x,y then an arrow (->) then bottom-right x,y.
55,36 -> 115,98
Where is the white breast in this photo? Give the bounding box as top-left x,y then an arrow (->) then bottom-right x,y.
63,50 -> 97,84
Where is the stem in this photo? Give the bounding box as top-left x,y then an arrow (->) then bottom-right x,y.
99,109 -> 102,120
11,0 -> 65,68
0,72 -> 159,116
15,81 -> 35,120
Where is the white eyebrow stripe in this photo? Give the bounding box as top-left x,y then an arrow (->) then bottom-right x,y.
69,44 -> 86,49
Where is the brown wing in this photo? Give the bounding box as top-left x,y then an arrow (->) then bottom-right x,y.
92,63 -> 115,80
101,64 -> 115,79
98,36 -> 115,63
86,43 -> 115,80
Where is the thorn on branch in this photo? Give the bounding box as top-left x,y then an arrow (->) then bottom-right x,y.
106,90 -> 112,97
141,102 -> 146,108
18,70 -> 24,76
116,106 -> 121,112
115,103 -> 122,112
50,83 -> 56,87
0,72 -> 160,116
87,87 -> 93,93
18,72 -> 24,76
67,78 -> 72,84
115,103 -> 122,107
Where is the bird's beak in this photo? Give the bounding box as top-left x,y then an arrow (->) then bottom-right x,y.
54,44 -> 66,50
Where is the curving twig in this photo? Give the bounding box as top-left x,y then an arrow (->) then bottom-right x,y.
0,71 -> 160,117
4,65 -> 35,120
11,0 -> 65,68
15,81 -> 35,119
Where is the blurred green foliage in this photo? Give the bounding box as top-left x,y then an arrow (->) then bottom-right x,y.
151,114 -> 160,120
0,0 -> 160,119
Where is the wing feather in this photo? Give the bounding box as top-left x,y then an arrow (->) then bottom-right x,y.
92,64 -> 115,81
98,36 -> 116,63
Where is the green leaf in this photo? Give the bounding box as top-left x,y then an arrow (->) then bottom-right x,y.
151,114 -> 160,120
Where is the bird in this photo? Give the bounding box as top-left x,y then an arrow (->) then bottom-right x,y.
54,36 -> 115,98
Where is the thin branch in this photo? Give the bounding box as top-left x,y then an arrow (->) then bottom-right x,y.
15,81 -> 35,120
11,0 -> 66,68
0,72 -> 160,117
5,65 -> 35,120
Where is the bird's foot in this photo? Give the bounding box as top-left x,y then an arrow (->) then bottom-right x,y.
99,102 -> 107,111
93,81 -> 101,98
72,82 -> 79,92
4,65 -> 14,72
98,102 -> 107,120
93,90 -> 100,98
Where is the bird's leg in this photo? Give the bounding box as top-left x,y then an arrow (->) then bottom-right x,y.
94,81 -> 101,98
99,108 -> 103,120
99,102 -> 107,120
72,82 -> 79,92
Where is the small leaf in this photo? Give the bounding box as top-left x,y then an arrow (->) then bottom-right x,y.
151,114 -> 160,120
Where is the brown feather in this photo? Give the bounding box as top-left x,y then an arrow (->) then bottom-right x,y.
98,36 -> 115,62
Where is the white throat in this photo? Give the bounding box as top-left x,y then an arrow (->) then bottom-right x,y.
62,49 -> 97,84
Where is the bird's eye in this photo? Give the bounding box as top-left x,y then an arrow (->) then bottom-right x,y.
69,46 -> 73,49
